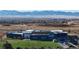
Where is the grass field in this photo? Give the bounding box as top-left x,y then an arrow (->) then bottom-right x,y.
0,38 -> 62,49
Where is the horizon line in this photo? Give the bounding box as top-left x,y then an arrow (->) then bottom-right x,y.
1,10 -> 79,12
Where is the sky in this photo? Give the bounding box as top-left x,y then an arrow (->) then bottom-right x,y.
0,0 -> 79,11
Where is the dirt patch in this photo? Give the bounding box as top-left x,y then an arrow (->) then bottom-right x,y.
0,24 -> 79,34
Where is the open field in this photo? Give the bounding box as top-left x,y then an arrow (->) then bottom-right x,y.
0,38 -> 61,49
0,24 -> 79,34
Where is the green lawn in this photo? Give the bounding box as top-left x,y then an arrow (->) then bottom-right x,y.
0,38 -> 62,49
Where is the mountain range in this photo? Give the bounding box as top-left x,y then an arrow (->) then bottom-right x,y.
0,10 -> 79,16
